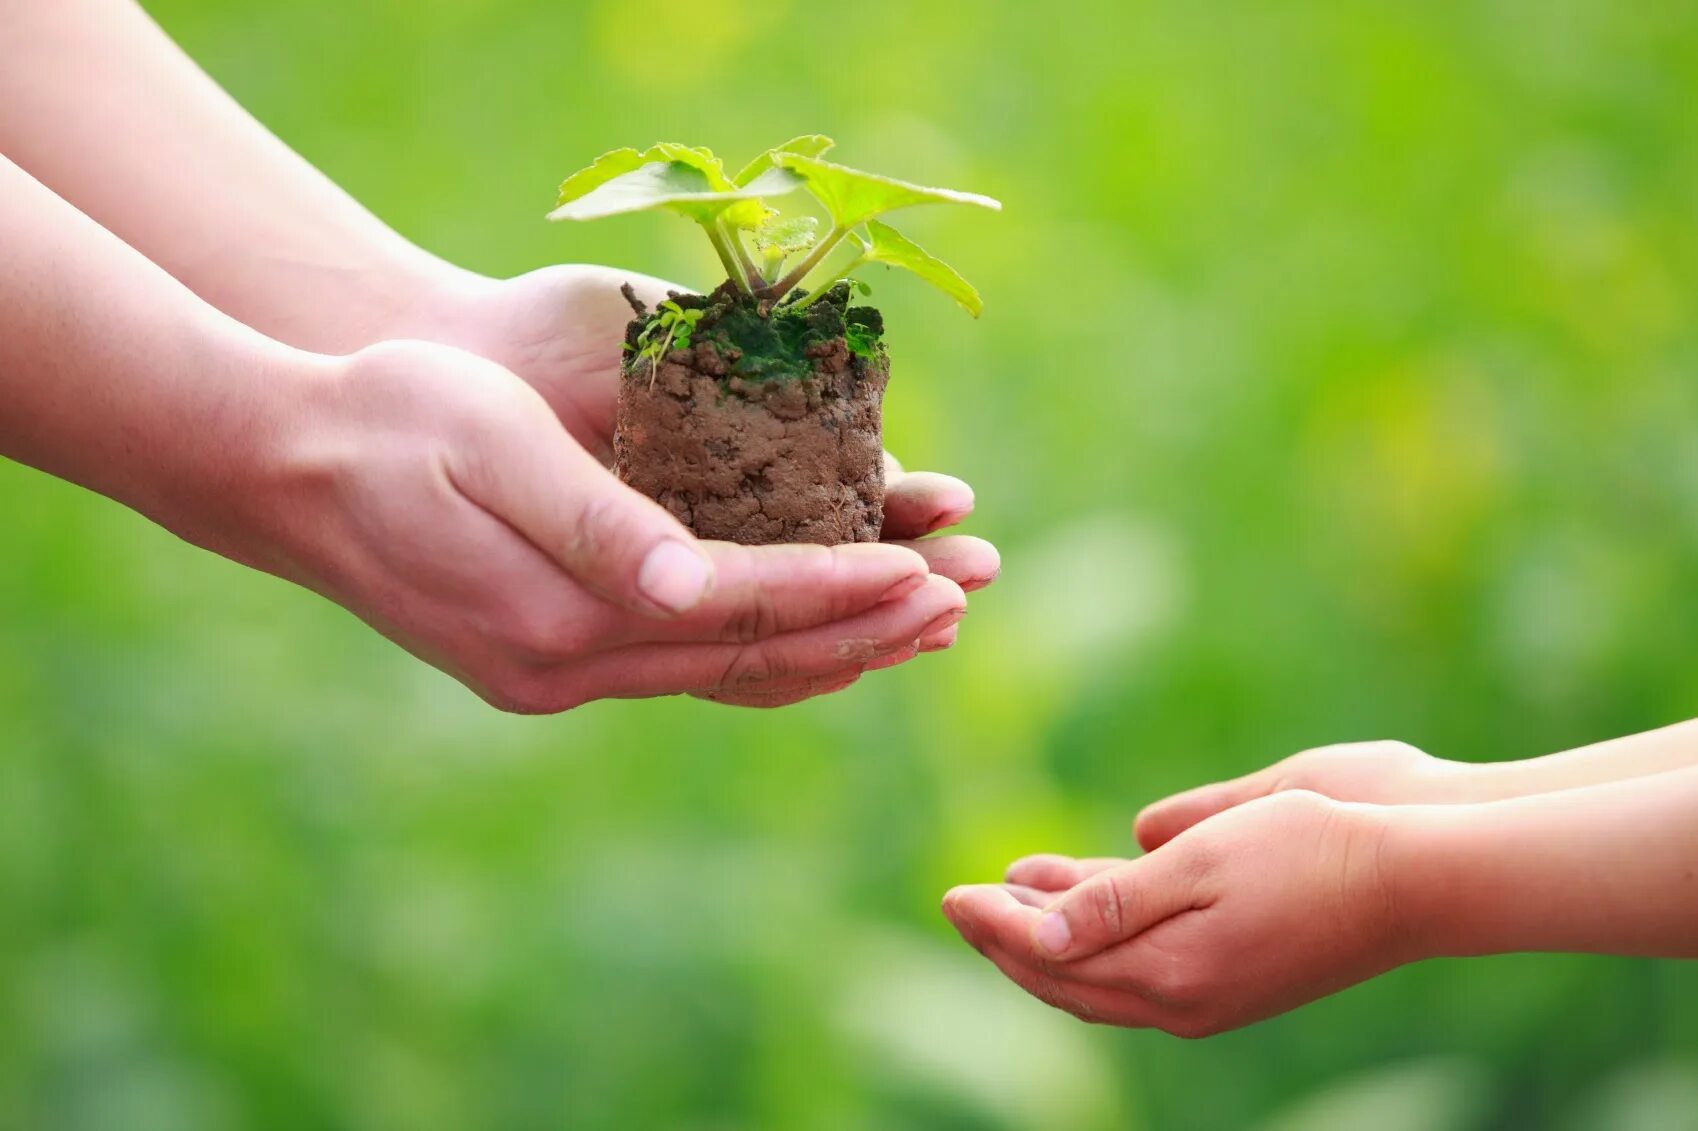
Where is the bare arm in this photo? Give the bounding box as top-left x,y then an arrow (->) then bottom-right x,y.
1397,763 -> 1698,958
1459,718 -> 1698,801
0,0 -> 454,353
1133,722 -> 1698,849
0,149 -> 303,529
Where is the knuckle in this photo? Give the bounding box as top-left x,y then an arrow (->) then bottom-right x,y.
1091,876 -> 1128,938
718,587 -> 782,644
1370,740 -> 1430,768
1263,787 -> 1332,821
714,643 -> 790,690
565,494 -> 618,560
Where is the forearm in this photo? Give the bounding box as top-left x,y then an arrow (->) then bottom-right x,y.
0,153 -> 312,540
0,0 -> 459,352
1455,718 -> 1698,801
1393,763 -> 1698,959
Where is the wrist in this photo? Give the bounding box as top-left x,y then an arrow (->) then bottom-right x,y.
131,326 -> 333,572
1381,802 -> 1517,960
214,235 -> 485,356
356,257 -> 495,350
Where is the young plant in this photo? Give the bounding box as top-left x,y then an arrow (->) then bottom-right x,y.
549,136 -> 1000,314
625,299 -> 702,387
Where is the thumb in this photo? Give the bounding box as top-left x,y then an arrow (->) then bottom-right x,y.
1030,847 -> 1208,963
450,410 -> 716,618
1133,767 -> 1281,852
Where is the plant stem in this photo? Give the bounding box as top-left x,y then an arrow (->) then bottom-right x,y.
720,219 -> 764,291
790,253 -> 869,311
761,225 -> 850,301
704,222 -> 754,297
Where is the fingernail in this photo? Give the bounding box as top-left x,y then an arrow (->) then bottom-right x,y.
1036,912 -> 1072,957
918,607 -> 966,638
637,540 -> 714,614
880,573 -> 926,603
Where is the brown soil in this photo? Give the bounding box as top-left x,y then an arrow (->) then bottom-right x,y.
613,321 -> 888,544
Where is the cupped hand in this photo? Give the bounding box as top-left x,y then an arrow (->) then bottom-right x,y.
941,791 -> 1408,1037
1132,740 -> 1472,851
402,264 -> 1000,632
228,339 -> 967,712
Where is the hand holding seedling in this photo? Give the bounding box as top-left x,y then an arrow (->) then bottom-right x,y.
393,263 -> 1002,627
0,1 -> 996,708
944,733 -> 1698,1037
0,153 -> 975,710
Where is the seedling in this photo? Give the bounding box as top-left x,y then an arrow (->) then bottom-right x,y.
550,137 -> 999,313
625,299 -> 702,388
548,137 -> 1000,545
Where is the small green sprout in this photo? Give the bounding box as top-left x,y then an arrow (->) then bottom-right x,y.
550,136 -> 1000,315
624,299 -> 702,385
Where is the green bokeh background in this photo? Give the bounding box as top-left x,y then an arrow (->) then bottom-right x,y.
5,1 -> 1698,1128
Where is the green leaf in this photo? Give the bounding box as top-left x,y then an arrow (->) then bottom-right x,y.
751,215 -> 820,255
556,143 -> 732,206
851,219 -> 985,317
548,160 -> 801,224
777,154 -> 1001,229
733,135 -> 836,188
554,147 -> 652,208
645,143 -> 734,190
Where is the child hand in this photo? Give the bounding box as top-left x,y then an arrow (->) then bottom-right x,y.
942,791 -> 1408,1037
1132,740 -> 1473,850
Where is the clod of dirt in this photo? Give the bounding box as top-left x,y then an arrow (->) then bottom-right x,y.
613,283 -> 889,545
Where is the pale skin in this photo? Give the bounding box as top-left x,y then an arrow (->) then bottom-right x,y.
0,0 -> 1000,711
943,726 -> 1698,1038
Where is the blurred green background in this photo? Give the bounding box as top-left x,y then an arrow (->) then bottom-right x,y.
4,0 -> 1698,1128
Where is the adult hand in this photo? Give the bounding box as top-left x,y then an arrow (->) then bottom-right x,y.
399,264 -> 1002,650
941,791 -> 1404,1038
217,339 -> 966,713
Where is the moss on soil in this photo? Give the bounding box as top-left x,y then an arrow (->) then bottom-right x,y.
624,281 -> 885,385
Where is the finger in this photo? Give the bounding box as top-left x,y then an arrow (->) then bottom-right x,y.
447,415 -> 717,619
893,535 -> 1001,593
1004,883 -> 1059,908
976,941 -> 1162,1028
1135,769 -> 1281,852
942,884 -> 1041,954
941,889 -> 1154,1025
918,624 -> 959,652
863,643 -> 920,672
695,670 -> 862,709
548,575 -> 966,702
632,541 -> 930,647
882,469 -> 976,539
1032,849 -> 1210,962
1004,855 -> 1125,891
1039,924 -> 1202,999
